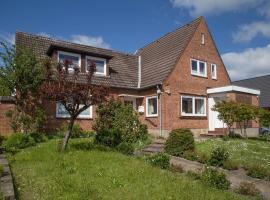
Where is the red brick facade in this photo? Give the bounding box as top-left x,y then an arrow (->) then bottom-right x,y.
0,102 -> 15,136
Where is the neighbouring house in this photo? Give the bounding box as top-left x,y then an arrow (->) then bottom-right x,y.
0,17 -> 261,137
233,75 -> 270,110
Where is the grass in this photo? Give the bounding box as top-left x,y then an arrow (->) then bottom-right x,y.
7,139 -> 247,200
196,138 -> 270,169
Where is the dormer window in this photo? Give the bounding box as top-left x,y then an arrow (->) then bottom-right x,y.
86,56 -> 106,76
58,51 -> 81,72
201,33 -> 205,45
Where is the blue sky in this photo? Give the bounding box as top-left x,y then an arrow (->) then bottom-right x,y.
0,0 -> 270,81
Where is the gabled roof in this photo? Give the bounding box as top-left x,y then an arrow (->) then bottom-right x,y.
233,75 -> 270,108
136,17 -> 202,88
15,32 -> 139,89
15,17 -> 202,89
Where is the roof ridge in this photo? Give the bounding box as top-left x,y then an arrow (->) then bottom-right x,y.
15,31 -> 137,57
136,16 -> 203,54
233,74 -> 270,82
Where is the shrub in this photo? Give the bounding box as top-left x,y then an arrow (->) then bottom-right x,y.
94,129 -> 122,148
4,133 -> 35,152
147,153 -> 170,169
182,150 -> 198,161
117,142 -> 134,155
94,100 -> 148,146
0,135 -> 6,146
201,167 -> 230,190
222,160 -> 239,170
209,146 -> 229,167
29,132 -> 48,143
165,129 -> 195,156
57,123 -> 87,138
196,151 -> 210,164
0,165 -> 3,176
236,182 -> 260,196
246,164 -> 270,180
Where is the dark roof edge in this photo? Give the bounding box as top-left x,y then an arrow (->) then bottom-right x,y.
233,74 -> 270,82
0,96 -> 15,102
135,16 -> 204,54
15,31 -> 137,57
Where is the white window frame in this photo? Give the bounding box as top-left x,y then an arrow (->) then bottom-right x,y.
85,56 -> 107,76
146,96 -> 158,117
56,103 -> 93,119
190,59 -> 207,78
181,95 -> 206,117
211,63 -> 217,79
58,51 -> 81,70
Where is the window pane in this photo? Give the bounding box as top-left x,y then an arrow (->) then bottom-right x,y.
57,103 -> 70,116
59,53 -> 79,68
96,60 -> 105,73
148,98 -> 157,115
195,98 -> 205,114
211,64 -> 216,78
86,58 -> 105,74
199,62 -> 205,75
191,60 -> 197,74
182,97 -> 193,114
79,105 -> 90,116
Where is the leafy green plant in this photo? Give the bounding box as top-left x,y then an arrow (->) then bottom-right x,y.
182,150 -> 198,161
0,165 -> 3,176
94,101 -> 148,147
236,182 -> 260,197
246,164 -> 270,180
201,167 -> 230,190
222,160 -> 239,170
57,123 -> 86,139
209,146 -> 229,167
165,129 -> 195,156
4,133 -> 35,152
29,132 -> 48,143
94,129 -> 122,148
146,153 -> 170,169
117,142 -> 134,155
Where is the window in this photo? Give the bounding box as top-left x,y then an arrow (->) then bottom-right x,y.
146,96 -> 158,117
190,59 -> 207,77
86,56 -> 106,75
201,33 -> 205,45
56,103 -> 92,119
181,96 -> 206,116
58,51 -> 81,71
211,64 -> 217,79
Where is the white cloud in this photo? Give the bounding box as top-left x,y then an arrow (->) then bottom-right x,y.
70,35 -> 111,49
222,44 -> 270,81
0,32 -> 15,45
170,0 -> 261,16
233,21 -> 270,42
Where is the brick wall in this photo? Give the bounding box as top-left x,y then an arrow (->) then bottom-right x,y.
0,102 -> 15,136
160,18 -> 231,131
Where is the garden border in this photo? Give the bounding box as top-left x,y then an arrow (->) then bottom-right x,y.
0,154 -> 15,200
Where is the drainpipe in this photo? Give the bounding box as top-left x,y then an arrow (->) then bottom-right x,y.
137,56 -> 141,89
157,84 -> 162,138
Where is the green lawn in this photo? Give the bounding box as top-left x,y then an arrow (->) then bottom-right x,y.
196,138 -> 270,169
8,139 -> 247,200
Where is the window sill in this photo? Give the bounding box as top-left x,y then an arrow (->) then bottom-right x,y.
180,115 -> 207,119
191,74 -> 208,79
146,115 -> 158,118
56,116 -> 93,120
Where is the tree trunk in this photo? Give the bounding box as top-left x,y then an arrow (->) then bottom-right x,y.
61,118 -> 75,151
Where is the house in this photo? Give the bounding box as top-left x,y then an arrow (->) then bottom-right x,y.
233,75 -> 270,110
0,17 -> 261,137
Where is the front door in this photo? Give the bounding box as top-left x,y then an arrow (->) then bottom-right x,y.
208,95 -> 226,131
